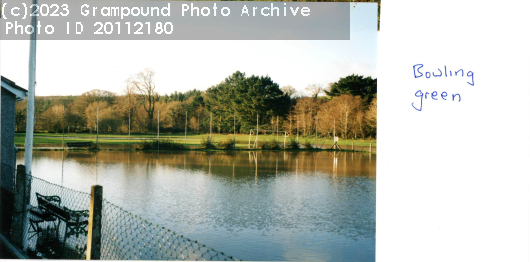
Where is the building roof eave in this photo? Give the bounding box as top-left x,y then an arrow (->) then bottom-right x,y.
1,76 -> 28,101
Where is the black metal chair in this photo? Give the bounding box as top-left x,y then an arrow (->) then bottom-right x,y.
28,205 -> 57,240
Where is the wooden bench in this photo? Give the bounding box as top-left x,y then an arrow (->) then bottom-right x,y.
35,193 -> 89,240
66,142 -> 93,148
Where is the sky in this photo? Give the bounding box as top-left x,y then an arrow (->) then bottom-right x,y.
0,3 -> 377,97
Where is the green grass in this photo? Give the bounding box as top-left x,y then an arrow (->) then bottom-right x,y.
14,132 -> 376,148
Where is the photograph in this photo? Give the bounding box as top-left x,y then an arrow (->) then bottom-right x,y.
1,1 -> 378,261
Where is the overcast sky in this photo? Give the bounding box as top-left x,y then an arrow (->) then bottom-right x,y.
0,3 -> 377,97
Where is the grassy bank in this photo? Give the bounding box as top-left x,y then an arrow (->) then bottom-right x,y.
14,133 -> 376,150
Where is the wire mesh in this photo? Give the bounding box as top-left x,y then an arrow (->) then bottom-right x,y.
25,175 -> 91,259
11,173 -> 237,260
101,200 -> 237,261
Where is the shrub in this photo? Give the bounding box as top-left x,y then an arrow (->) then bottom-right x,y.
303,140 -> 314,149
138,138 -> 186,150
89,143 -> 100,151
219,138 -> 236,150
285,138 -> 300,150
201,137 -> 216,149
260,139 -> 280,150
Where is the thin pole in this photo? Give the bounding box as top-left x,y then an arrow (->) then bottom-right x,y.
256,114 -> 259,148
96,105 -> 99,150
185,111 -> 187,146
289,109 -> 292,134
157,110 -> 160,151
128,108 -> 131,151
248,130 -> 252,149
234,113 -> 236,140
210,112 -> 212,150
333,118 -> 336,150
276,116 -> 279,141
24,0 -> 38,176
296,116 -> 298,143
95,146 -> 98,184
333,118 -> 336,138
61,150 -> 64,186
62,104 -> 65,150
315,118 -> 318,148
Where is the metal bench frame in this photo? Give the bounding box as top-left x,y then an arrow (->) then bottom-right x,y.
35,193 -> 89,251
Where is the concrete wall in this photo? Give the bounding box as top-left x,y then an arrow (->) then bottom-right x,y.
1,87 -> 16,193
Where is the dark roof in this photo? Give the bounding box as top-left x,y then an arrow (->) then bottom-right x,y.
1,76 -> 28,93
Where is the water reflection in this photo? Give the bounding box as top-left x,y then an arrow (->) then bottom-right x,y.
17,151 -> 375,261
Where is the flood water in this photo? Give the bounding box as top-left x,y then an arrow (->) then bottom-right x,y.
17,150 -> 376,261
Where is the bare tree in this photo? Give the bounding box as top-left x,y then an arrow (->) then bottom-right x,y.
305,84 -> 324,99
129,68 -> 158,131
281,85 -> 296,97
124,79 -> 137,113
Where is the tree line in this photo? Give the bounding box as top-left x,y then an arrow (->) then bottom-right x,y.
15,69 -> 377,139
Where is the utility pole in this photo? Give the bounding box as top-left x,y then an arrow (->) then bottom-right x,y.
24,0 -> 38,176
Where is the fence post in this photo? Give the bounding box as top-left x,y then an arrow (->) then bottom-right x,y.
87,185 -> 103,260
12,165 -> 28,249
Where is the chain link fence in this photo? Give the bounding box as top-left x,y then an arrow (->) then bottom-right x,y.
101,200 -> 237,260
24,176 -> 91,259
8,171 -> 237,260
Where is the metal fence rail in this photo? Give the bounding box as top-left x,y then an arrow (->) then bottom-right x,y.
9,172 -> 237,260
